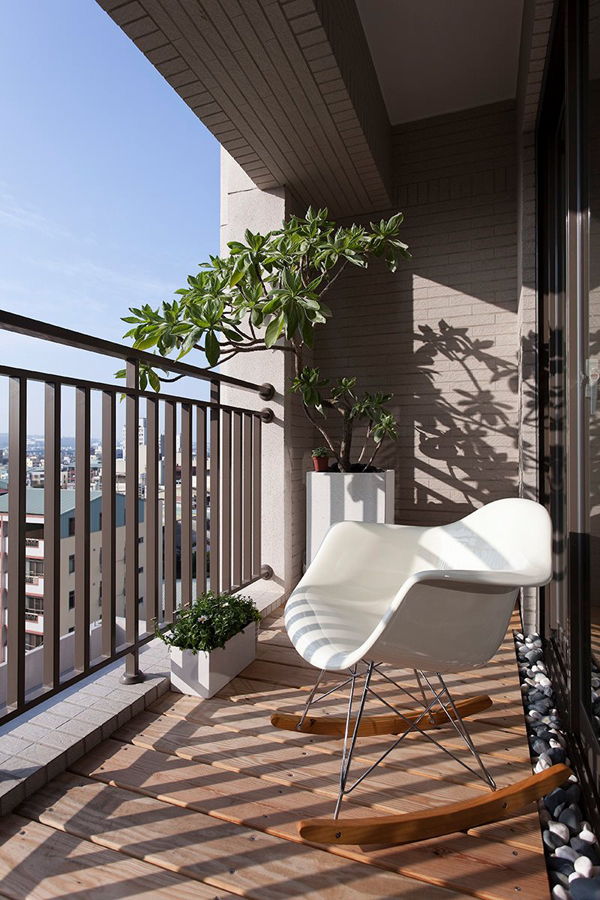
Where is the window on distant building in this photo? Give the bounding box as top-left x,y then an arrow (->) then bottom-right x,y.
138,536 -> 144,544
69,590 -> 75,610
25,596 -> 44,614
68,554 -> 75,574
138,566 -> 144,574
26,559 -> 44,577
68,517 -> 75,536
25,633 -> 43,651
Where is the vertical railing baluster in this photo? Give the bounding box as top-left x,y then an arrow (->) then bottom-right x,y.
44,381 -> 61,689
242,413 -> 252,585
123,361 -> 142,683
75,385 -> 91,674
164,399 -> 176,622
252,413 -> 262,580
180,402 -> 193,607
146,396 -> 159,630
101,389 -> 116,660
197,405 -> 207,595
209,382 -> 220,595
7,375 -> 26,710
221,409 -> 232,593
232,411 -> 242,590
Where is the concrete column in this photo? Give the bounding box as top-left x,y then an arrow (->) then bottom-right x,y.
219,149 -> 295,596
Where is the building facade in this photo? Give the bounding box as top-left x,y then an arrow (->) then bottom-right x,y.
0,490 -> 147,659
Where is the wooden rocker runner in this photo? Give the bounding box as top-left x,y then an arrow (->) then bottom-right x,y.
274,499 -> 566,846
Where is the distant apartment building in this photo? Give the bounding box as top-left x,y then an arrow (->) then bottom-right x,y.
0,489 -> 146,657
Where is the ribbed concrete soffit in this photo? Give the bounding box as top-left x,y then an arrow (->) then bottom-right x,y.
98,0 -> 393,216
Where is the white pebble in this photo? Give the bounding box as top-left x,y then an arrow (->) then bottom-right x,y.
569,871 -> 584,883
535,758 -> 550,772
579,829 -> 597,844
556,845 -> 579,862
528,710 -> 542,721
549,822 -> 571,843
535,673 -> 551,686
551,885 -> 569,900
574,856 -> 594,877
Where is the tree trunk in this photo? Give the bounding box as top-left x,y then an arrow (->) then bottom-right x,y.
339,411 -> 353,472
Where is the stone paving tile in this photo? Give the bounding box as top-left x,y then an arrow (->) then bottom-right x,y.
0,632 -> 237,817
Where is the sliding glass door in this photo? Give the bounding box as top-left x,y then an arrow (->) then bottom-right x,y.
539,0 -> 600,828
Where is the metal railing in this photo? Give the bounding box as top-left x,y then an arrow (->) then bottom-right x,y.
0,310 -> 274,725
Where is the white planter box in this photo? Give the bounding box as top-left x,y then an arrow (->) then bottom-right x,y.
170,624 -> 257,699
306,469 -> 395,565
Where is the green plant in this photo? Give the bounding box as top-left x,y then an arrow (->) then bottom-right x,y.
311,446 -> 329,458
156,591 -> 261,654
121,207 -> 410,471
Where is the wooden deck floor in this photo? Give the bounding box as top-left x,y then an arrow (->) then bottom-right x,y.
0,609 -> 551,900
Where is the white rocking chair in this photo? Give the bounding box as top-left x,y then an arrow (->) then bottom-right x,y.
271,498 -> 571,845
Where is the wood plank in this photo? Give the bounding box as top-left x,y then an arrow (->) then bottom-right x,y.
72,738 -> 543,852
112,710 -> 528,816
215,677 -> 530,756
17,772 -> 468,900
0,813 -> 237,900
69,739 -> 549,900
150,691 -> 532,790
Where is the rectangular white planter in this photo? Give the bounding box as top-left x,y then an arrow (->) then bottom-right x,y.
306,469 -> 395,565
170,624 -> 257,699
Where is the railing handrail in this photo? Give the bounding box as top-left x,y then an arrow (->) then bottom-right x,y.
0,364 -> 271,421
0,310 -> 272,396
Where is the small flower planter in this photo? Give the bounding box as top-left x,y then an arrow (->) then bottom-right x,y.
313,455 -> 329,472
170,623 -> 257,699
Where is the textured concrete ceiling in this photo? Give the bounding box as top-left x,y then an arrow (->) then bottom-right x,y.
357,0 -> 525,124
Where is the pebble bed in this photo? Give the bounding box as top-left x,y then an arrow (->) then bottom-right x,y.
515,631 -> 600,900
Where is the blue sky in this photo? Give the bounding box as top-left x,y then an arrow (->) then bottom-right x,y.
0,0 -> 219,431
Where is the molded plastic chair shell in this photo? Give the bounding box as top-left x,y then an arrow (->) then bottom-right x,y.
285,498 -> 552,674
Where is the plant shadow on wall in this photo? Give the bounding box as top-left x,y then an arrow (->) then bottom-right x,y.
375,319 -> 540,516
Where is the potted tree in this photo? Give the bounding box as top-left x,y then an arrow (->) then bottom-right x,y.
121,207 -> 410,563
311,447 -> 330,472
157,591 -> 261,698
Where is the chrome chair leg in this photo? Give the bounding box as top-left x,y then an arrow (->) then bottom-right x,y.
333,661 -> 374,819
435,672 -> 497,791
414,668 -> 436,724
296,668 -> 326,730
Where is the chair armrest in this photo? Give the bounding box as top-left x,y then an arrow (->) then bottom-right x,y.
411,567 -> 552,591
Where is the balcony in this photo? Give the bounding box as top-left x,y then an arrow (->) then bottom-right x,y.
25,539 -> 44,559
0,606 -> 548,900
2,0 -> 600,896
0,306 -> 555,900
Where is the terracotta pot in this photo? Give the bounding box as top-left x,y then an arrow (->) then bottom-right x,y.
313,456 -> 329,472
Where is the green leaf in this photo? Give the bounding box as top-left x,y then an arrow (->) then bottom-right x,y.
264,316 -> 283,348
205,331 -> 220,366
